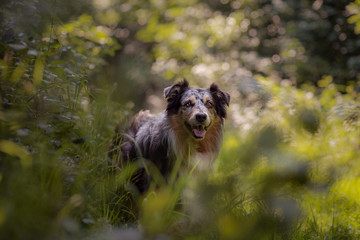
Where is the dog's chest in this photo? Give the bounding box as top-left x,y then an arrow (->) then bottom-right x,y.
188,152 -> 215,172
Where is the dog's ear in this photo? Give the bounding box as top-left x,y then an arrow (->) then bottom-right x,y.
164,79 -> 189,115
164,79 -> 189,101
210,83 -> 230,118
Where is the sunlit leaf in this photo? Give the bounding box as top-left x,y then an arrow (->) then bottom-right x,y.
0,140 -> 32,167
10,61 -> 28,82
33,55 -> 45,86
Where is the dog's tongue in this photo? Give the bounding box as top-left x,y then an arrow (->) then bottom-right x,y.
193,128 -> 206,138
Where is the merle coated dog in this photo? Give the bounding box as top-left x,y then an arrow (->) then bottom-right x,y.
110,80 -> 230,192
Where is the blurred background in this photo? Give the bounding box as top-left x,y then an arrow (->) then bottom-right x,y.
1,0 -> 360,239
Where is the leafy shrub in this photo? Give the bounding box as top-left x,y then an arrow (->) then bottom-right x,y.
1,1 -> 360,239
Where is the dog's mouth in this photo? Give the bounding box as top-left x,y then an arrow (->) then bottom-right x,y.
185,122 -> 208,139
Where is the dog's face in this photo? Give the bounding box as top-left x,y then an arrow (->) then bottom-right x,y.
164,80 -> 230,140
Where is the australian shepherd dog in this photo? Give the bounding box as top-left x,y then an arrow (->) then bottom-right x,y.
110,80 -> 230,193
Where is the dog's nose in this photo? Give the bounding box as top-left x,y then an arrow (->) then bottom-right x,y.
196,113 -> 207,123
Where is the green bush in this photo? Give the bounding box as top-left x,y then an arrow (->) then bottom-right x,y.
1,0 -> 360,239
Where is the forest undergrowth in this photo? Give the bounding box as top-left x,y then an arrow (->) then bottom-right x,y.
1,0 -> 360,239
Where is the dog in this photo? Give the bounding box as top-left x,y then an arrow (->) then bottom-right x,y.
110,80 -> 230,193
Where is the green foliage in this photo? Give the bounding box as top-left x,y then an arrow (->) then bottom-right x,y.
348,0 -> 360,34
1,0 -> 360,239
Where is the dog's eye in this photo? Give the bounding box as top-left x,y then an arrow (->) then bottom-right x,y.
184,101 -> 193,107
206,101 -> 213,108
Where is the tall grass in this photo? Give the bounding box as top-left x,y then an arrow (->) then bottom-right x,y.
1,38 -> 360,240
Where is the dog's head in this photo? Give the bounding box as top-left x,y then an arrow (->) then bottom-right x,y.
164,80 -> 230,140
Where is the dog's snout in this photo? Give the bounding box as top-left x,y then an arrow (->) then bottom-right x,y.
196,113 -> 207,123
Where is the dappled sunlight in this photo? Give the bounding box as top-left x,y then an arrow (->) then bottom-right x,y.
1,0 -> 360,239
